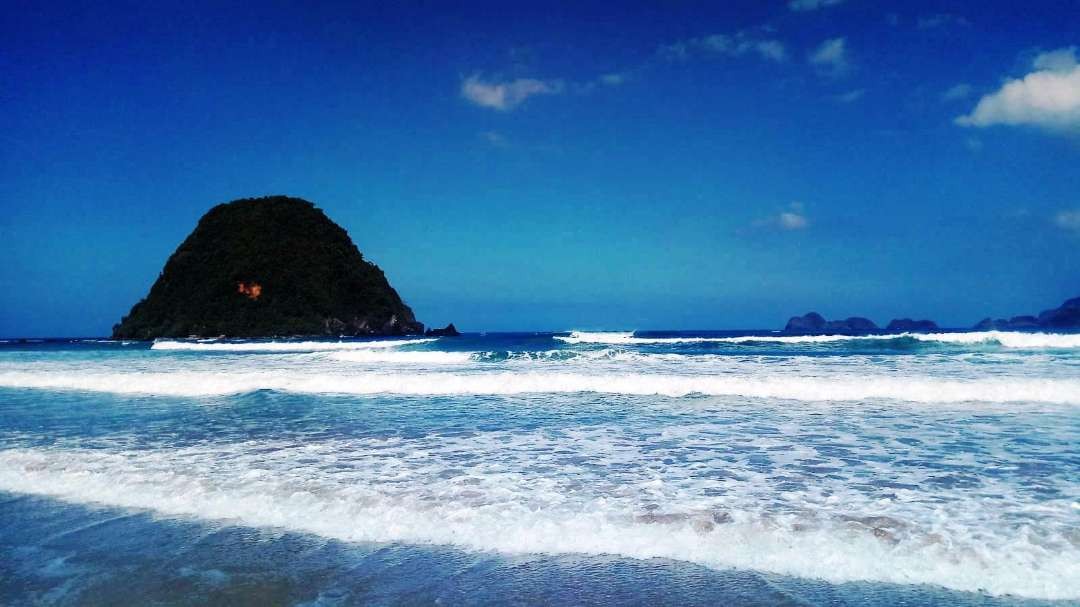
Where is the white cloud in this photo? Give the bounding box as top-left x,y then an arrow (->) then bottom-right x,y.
461,75 -> 563,111
808,37 -> 850,76
1033,46 -> 1079,72
754,40 -> 788,62
789,0 -> 845,11
599,72 -> 628,86
778,211 -> 809,229
659,31 -> 787,63
1056,209 -> 1080,232
836,89 -> 865,103
942,83 -> 973,102
758,202 -> 809,230
956,47 -> 1080,132
480,131 -> 508,147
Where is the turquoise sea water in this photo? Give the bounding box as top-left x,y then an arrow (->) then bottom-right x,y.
1,330 -> 1079,605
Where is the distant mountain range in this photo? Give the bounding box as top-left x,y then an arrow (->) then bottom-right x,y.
785,296 -> 1080,334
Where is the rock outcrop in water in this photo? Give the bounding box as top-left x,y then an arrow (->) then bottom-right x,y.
972,297 -> 1080,331
425,323 -> 461,337
112,196 -> 426,339
785,313 -> 878,334
886,318 -> 939,333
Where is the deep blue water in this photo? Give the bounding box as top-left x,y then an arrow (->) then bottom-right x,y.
1,330 -> 1078,605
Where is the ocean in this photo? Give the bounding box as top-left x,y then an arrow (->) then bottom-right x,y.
1,330 -> 1078,606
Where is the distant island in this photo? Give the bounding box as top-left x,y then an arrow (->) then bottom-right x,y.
784,296 -> 1080,334
783,314 -> 940,334
885,318 -> 940,332
974,297 -> 1080,330
784,313 -> 879,334
113,196 -> 435,339
426,323 -> 461,337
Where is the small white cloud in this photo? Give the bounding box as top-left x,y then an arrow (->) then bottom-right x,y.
658,41 -> 689,61
836,89 -> 865,103
1056,209 -> 1080,232
778,211 -> 809,230
659,31 -> 786,63
757,202 -> 809,230
789,0 -> 845,11
461,74 -> 563,111
480,131 -> 508,147
754,40 -> 787,62
956,47 -> 1080,132
599,72 -> 628,86
943,83 -> 973,102
808,37 -> 850,76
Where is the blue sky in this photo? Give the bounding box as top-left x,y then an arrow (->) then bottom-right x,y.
2,0 -> 1079,335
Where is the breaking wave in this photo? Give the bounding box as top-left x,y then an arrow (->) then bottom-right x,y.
150,338 -> 436,352
327,348 -> 666,365
557,330 -> 1080,349
2,369 -> 1077,403
0,444 -> 1076,600
328,350 -> 475,364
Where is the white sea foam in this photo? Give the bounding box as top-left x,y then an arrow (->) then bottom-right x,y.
474,348 -> 663,363
557,330 -> 1080,348
74,339 -> 112,344
555,331 -> 638,344
329,349 -> 608,364
912,330 -> 1080,349
555,331 -> 882,345
328,350 -> 475,364
150,338 -> 436,352
1,442 -> 1076,600
1,369 -> 1077,403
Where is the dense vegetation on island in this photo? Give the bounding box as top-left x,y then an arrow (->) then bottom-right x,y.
113,196 -> 425,339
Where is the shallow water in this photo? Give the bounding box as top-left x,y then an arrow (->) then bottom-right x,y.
1,331 -> 1078,605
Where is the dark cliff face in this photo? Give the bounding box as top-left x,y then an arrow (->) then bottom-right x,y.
112,196 -> 424,339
